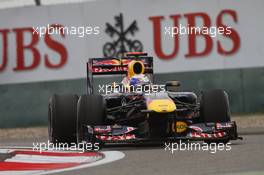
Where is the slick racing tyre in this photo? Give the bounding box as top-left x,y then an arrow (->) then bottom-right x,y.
77,95 -> 106,144
200,89 -> 231,144
200,89 -> 231,123
48,94 -> 78,144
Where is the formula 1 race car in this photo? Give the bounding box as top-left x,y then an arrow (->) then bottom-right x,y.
48,52 -> 242,147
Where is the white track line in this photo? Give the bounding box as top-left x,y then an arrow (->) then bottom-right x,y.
36,151 -> 125,175
0,150 -> 125,175
5,154 -> 99,163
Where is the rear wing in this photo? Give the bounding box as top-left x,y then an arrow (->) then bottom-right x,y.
86,56 -> 154,94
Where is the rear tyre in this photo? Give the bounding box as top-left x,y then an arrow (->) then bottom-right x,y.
77,95 -> 105,144
200,89 -> 231,144
48,94 -> 78,144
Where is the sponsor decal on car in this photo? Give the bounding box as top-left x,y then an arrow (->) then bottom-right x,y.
190,132 -> 226,138
171,121 -> 188,133
216,123 -> 233,129
92,66 -> 127,73
96,134 -> 136,141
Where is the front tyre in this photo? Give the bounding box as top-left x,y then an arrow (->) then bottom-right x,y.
48,94 -> 78,144
200,89 -> 231,123
77,95 -> 105,144
200,89 -> 231,144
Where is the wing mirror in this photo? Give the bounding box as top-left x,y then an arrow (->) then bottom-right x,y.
165,81 -> 181,92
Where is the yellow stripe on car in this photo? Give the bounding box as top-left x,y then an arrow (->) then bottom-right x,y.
147,99 -> 176,113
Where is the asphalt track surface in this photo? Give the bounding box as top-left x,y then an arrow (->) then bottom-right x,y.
1,134 -> 264,175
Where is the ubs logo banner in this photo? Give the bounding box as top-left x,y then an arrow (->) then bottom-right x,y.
103,13 -> 143,58
0,0 -> 263,84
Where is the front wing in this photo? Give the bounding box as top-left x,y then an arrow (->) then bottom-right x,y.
82,121 -> 242,144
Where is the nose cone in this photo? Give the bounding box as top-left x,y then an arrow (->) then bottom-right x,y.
147,99 -> 176,113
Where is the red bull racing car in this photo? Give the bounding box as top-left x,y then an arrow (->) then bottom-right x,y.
48,52 -> 242,147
